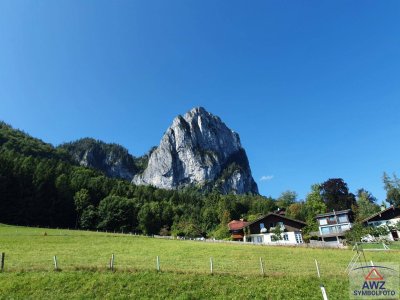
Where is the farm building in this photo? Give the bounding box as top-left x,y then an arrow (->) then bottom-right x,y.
228,213 -> 306,244
228,219 -> 249,241
362,206 -> 400,241
314,209 -> 354,244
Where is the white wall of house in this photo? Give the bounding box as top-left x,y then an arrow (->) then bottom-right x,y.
246,231 -> 303,245
367,217 -> 400,241
368,217 -> 400,227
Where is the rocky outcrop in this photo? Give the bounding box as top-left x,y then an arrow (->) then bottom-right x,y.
132,107 -> 258,194
59,138 -> 142,180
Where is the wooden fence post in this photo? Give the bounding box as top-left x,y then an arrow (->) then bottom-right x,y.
260,257 -> 265,276
156,256 -> 160,272
1,253 -> 5,272
110,254 -> 115,271
53,256 -> 58,271
210,257 -> 213,275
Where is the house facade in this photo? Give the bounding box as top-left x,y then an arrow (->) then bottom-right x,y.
315,209 -> 354,243
362,206 -> 400,241
228,219 -> 249,241
229,213 -> 306,245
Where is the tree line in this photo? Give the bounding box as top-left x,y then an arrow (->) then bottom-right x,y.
1,121 -> 399,240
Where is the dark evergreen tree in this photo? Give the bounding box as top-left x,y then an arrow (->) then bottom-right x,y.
320,178 -> 356,211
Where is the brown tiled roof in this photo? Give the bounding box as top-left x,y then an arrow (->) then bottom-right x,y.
228,220 -> 249,230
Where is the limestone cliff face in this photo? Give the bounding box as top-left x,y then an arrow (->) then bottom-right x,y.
132,107 -> 258,194
59,138 -> 141,181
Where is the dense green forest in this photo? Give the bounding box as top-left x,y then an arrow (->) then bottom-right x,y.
0,122 -> 277,238
1,121 -> 398,239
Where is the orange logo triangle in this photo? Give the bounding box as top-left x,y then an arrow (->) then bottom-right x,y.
365,268 -> 384,281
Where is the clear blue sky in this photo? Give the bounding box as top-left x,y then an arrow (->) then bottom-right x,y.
1,1 -> 399,201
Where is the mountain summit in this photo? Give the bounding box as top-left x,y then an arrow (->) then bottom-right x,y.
132,107 -> 258,194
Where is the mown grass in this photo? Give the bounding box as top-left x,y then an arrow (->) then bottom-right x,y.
0,224 -> 399,299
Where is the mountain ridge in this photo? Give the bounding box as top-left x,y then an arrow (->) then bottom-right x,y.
132,107 -> 258,194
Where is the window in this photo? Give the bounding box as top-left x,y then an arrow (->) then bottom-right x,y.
319,218 -> 327,225
260,223 -> 265,229
295,233 -> 303,243
338,214 -> 348,223
277,222 -> 284,227
270,223 -> 275,228
283,234 -> 289,241
341,224 -> 350,231
256,236 -> 263,243
321,227 -> 330,234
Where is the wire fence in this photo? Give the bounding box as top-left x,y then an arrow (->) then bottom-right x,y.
2,227 -> 398,277
0,252 -> 270,276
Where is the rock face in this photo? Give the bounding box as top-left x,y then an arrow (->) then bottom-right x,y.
59,138 -> 141,180
132,107 -> 258,194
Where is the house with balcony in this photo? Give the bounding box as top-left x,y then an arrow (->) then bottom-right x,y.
315,209 -> 354,244
229,213 -> 306,244
362,206 -> 400,241
228,219 -> 249,241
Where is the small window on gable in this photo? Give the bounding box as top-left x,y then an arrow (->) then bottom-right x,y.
260,223 -> 265,229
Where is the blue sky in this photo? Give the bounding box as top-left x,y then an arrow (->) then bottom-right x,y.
1,1 -> 399,201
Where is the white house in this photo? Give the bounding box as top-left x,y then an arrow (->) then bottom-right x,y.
362,206 -> 400,241
315,209 -> 354,244
229,213 -> 306,245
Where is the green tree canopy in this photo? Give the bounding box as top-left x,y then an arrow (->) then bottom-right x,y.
97,196 -> 138,232
383,172 -> 400,207
276,190 -> 297,209
320,178 -> 356,211
355,188 -> 380,221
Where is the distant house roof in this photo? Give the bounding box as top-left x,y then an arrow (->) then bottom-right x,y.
243,212 -> 307,229
362,206 -> 400,223
274,209 -> 286,216
315,209 -> 352,218
228,220 -> 250,231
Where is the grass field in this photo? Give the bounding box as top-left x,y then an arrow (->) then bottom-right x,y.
0,224 -> 399,299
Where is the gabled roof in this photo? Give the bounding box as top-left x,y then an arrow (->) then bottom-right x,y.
228,220 -> 250,230
242,212 -> 307,229
315,209 -> 352,218
362,206 -> 400,223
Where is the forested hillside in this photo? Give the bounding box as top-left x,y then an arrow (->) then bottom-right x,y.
0,122 -> 276,238
1,121 -> 392,240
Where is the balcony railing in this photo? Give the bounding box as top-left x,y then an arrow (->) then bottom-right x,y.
319,227 -> 351,237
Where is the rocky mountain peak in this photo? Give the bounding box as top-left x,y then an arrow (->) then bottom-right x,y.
132,107 -> 258,194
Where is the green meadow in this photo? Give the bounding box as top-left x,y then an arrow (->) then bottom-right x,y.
0,224 -> 399,299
